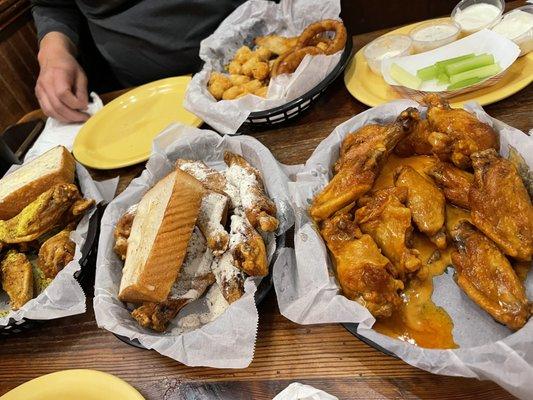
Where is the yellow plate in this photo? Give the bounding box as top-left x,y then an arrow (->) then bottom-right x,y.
0,369 -> 144,400
73,76 -> 202,170
344,20 -> 533,108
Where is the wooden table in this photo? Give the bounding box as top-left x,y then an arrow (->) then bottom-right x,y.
1,25 -> 532,400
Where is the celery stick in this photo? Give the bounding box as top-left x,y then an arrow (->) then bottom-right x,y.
417,65 -> 438,81
435,53 -> 476,70
447,76 -> 485,90
449,63 -> 501,84
445,54 -> 494,76
390,63 -> 422,89
437,72 -> 450,84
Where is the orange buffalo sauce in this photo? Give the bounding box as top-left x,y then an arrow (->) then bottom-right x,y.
373,233 -> 457,349
370,155 -> 472,349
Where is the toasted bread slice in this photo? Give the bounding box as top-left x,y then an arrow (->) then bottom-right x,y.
118,169 -> 205,304
0,146 -> 76,220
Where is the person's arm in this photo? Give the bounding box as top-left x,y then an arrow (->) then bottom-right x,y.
31,1 -> 89,122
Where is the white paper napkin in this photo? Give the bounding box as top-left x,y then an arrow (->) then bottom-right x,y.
24,92 -> 103,162
273,383 -> 338,400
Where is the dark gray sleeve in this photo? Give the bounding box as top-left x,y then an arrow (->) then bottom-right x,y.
31,0 -> 83,47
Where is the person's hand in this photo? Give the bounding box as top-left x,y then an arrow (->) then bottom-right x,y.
36,32 -> 89,123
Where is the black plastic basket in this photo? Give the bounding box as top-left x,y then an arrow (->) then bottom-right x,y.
114,233 -> 285,350
243,38 -> 353,129
342,323 -> 399,359
0,206 -> 102,337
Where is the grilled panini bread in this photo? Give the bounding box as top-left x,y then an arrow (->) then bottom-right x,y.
118,169 -> 205,303
0,146 -> 76,220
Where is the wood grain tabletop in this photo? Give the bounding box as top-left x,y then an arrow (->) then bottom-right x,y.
2,20 -> 532,400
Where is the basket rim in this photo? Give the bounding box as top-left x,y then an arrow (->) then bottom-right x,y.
247,36 -> 353,119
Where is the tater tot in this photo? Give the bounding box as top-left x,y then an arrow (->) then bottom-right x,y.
242,79 -> 263,92
222,85 -> 245,100
234,46 -> 253,63
251,61 -> 270,80
229,74 -> 251,86
241,57 -> 260,77
207,73 -> 232,100
254,86 -> 268,98
254,46 -> 272,61
316,41 -> 328,52
228,60 -> 243,75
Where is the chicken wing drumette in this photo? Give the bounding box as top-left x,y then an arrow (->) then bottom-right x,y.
321,211 -> 403,318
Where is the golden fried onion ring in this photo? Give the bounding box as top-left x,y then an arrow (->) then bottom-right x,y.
271,46 -> 324,76
296,19 -> 347,55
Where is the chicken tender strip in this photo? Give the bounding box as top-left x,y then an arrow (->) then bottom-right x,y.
198,191 -> 229,256
1,250 -> 33,310
113,204 -> 138,260
175,159 -> 240,209
254,35 -> 298,55
38,228 -> 75,279
229,214 -> 268,277
224,151 -> 278,232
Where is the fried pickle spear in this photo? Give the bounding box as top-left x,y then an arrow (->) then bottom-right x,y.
450,221 -> 530,330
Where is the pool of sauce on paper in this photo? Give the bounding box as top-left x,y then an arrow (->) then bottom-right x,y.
369,155 -> 471,349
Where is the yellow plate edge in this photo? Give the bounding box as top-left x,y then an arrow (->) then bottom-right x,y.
344,19 -> 533,108
1,369 -> 145,400
73,76 -> 203,170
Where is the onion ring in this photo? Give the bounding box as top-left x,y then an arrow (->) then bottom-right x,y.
296,19 -> 347,55
271,46 -> 324,77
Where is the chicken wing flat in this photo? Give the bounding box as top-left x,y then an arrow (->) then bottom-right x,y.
321,212 -> 403,318
356,186 -> 421,279
1,250 -> 33,310
424,94 -> 499,168
429,161 -> 473,209
224,151 -> 278,232
450,221 -> 529,330
394,166 -> 446,249
311,108 -> 417,221
254,35 -> 298,55
212,251 -> 245,304
38,228 -> 75,279
470,149 -> 533,261
113,204 -> 137,261
0,184 -> 85,244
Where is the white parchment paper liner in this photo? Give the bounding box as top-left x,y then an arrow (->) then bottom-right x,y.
273,99 -> 533,399
0,163 -> 112,325
184,0 -> 342,135
94,125 -> 293,368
